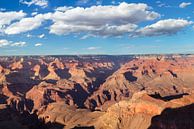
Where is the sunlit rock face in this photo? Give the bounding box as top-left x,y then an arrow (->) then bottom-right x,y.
1,55 -> 194,129
86,56 -> 194,110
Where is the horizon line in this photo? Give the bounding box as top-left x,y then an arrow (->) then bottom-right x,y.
0,53 -> 194,57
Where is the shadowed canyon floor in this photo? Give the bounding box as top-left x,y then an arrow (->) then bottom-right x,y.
1,55 -> 194,129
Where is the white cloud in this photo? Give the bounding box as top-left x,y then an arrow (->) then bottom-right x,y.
35,43 -> 42,46
55,6 -> 73,12
31,12 -> 38,16
1,2 -> 191,38
179,2 -> 192,8
20,0 -> 48,8
4,14 -> 46,35
87,47 -> 100,50
135,19 -> 192,37
38,33 -> 45,38
1,2 -> 161,37
49,2 -> 160,37
0,11 -> 26,25
10,42 -> 26,47
0,39 -> 10,47
0,11 -> 26,32
97,24 -> 137,37
0,39 -> 26,47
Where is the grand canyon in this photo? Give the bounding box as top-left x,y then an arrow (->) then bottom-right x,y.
1,0 -> 194,128
0,55 -> 194,129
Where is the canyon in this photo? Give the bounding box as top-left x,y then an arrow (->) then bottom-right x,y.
1,55 -> 194,129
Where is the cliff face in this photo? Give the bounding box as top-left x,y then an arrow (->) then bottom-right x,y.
86,57 -> 194,110
37,91 -> 194,129
1,55 -> 194,129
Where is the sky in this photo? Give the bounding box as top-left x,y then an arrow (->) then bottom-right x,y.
0,0 -> 194,55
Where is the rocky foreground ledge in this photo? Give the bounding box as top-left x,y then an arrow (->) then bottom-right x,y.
1,55 -> 194,129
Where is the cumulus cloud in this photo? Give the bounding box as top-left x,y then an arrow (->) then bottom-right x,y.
0,39 -> 26,47
1,2 -> 192,38
134,19 -> 193,37
179,2 -> 192,8
0,11 -> 26,32
20,0 -> 48,8
1,2 -> 160,37
35,43 -> 42,47
96,24 -> 137,37
4,14 -> 46,35
49,2 -> 160,37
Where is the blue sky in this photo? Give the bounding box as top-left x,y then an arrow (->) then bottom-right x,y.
0,0 -> 194,55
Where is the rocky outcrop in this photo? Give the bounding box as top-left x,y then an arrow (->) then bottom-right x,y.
9,58 -> 24,70
43,64 -> 61,80
86,57 -> 194,110
37,91 -> 194,129
38,102 -> 103,129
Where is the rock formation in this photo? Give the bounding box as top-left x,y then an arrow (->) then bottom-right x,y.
0,55 -> 194,129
